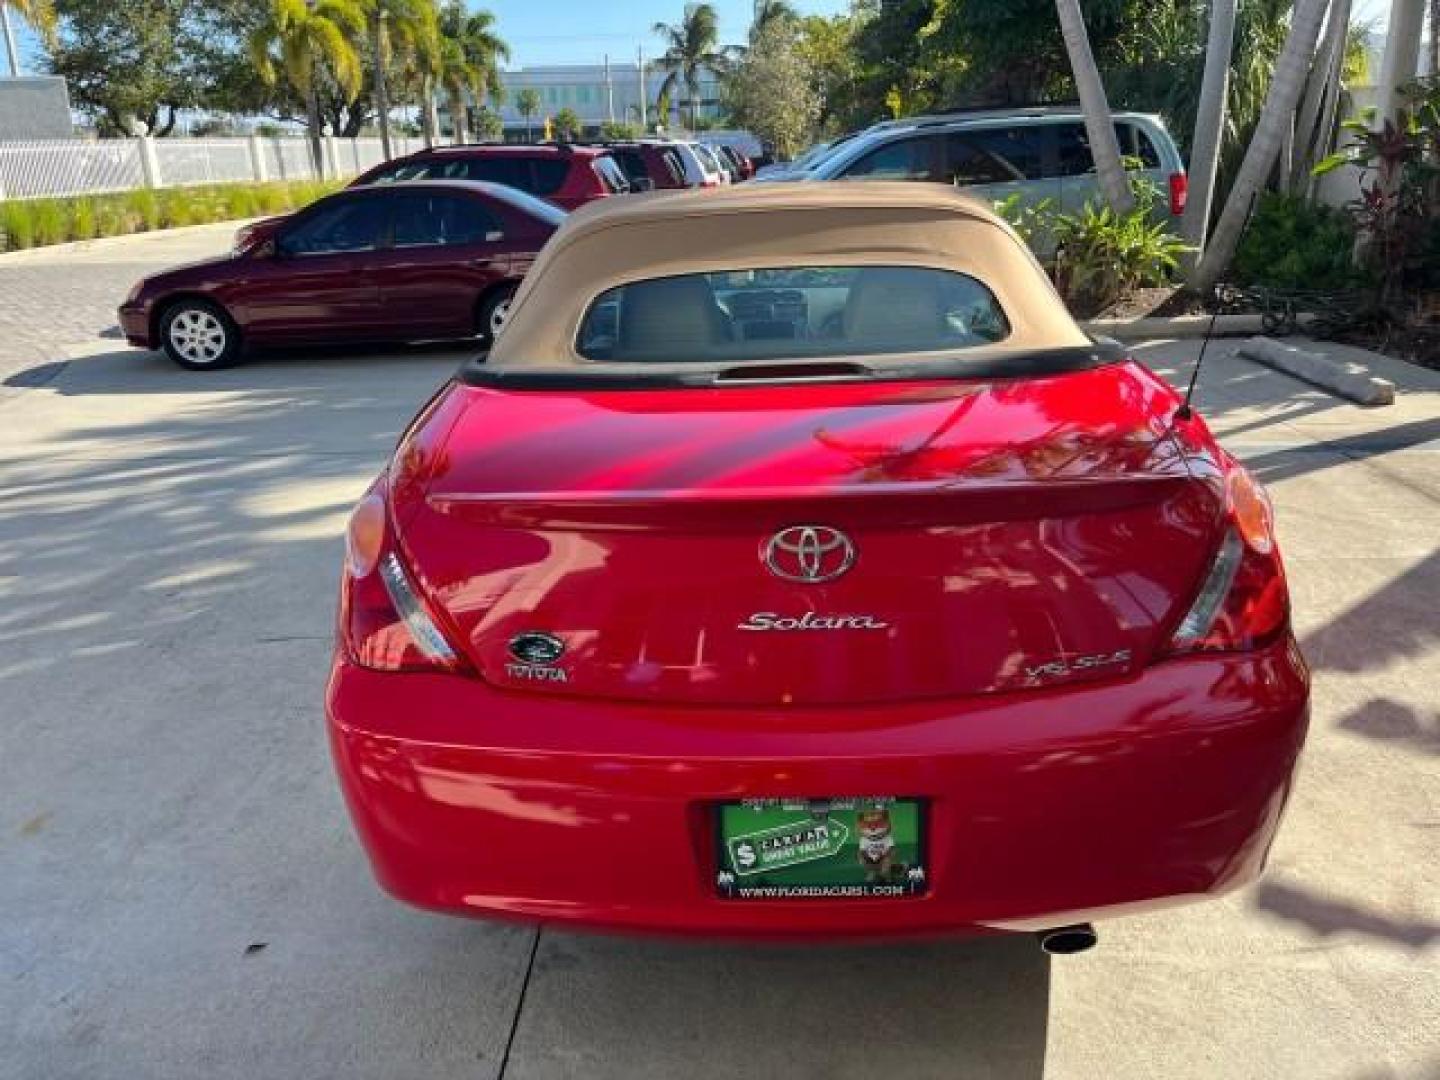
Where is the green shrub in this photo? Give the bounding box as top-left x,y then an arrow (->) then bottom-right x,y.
1053,199 -> 1189,312
1,199 -> 36,249
253,185 -> 287,214
998,181 -> 1189,313
31,200 -> 68,246
125,189 -> 162,231
94,198 -> 131,239
1233,193 -> 1371,292
71,199 -> 98,240
222,185 -> 259,219
992,192 -> 1054,248
0,179 -> 341,252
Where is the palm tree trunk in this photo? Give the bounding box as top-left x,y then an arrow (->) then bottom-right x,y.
688,75 -> 699,131
1278,115 -> 1295,190
449,90 -> 468,144
1055,0 -> 1134,214
1,4 -> 20,77
420,74 -> 437,148
372,18 -> 393,160
1308,20 -> 1349,200
1431,0 -> 1440,78
1182,0 -> 1237,270
1193,0 -> 1330,293
1290,0 -> 1351,188
306,82 -> 325,177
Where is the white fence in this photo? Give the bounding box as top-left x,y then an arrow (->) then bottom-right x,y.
0,135 -> 424,200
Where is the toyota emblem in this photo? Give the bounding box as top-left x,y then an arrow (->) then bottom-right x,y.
763,525 -> 855,584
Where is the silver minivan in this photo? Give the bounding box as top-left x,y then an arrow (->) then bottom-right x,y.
791,107 -> 1187,245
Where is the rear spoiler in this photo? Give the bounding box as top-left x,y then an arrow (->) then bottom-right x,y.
458,340 -> 1127,391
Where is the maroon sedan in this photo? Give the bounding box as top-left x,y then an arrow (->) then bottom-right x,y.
119,180 -> 565,370
351,144 -> 630,211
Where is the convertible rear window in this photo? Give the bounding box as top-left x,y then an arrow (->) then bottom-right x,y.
576,266 -> 1009,363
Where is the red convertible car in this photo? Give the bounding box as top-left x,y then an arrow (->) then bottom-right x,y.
119,180 -> 564,369
327,183 -> 1308,948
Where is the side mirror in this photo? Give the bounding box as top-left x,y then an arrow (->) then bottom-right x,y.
630,177 -> 654,192
484,230 -> 505,242
255,238 -> 278,259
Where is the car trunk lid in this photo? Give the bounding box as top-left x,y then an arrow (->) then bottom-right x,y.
393,363 -> 1221,706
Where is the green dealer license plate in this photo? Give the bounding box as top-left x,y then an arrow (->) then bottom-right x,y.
715,798 -> 928,900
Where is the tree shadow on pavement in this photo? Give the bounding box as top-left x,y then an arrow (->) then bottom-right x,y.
2,342 -> 475,403
1336,698 -> 1440,757
1238,418 -> 1440,486
1300,551 -> 1438,676
0,352 -> 546,1078
1253,881 -> 1440,951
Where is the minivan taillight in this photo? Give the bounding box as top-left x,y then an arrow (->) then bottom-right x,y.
339,487 -> 465,673
1167,468 -> 1288,654
1169,172 -> 1188,217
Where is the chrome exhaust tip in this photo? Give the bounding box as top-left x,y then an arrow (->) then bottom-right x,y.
1037,923 -> 1097,955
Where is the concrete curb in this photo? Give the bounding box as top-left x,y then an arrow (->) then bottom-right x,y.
1079,312 -> 1307,340
1236,336 -> 1396,407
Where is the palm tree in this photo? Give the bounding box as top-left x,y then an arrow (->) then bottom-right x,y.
1181,0 -> 1237,265
2,0 -> 55,77
553,107 -> 581,141
1289,0 -> 1353,188
250,0 -> 366,175
1193,0 -> 1330,293
434,2 -> 508,145
364,0 -> 438,160
407,12 -> 443,146
750,0 -> 796,40
516,88 -> 540,140
1055,0 -> 1133,214
653,3 -> 729,131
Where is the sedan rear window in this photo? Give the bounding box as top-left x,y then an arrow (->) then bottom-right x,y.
577,266 -> 1009,363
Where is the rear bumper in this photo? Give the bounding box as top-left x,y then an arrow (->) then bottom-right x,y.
117,301 -> 152,348
325,637 -> 1309,938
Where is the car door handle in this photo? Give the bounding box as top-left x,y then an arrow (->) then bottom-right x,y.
468,257 -> 494,267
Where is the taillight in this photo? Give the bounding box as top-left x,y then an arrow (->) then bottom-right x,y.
1168,172 -> 1188,216
1167,466 -> 1288,654
339,484 -> 464,673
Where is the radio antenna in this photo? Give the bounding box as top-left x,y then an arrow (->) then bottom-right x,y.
1175,192 -> 1258,422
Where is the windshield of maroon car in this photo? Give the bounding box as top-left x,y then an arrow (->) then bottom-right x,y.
575,266 -> 1010,363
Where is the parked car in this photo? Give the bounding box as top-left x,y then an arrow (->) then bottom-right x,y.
752,135 -> 854,181
351,143 -> 630,210
786,108 -> 1187,240
710,143 -> 754,180
669,140 -> 727,188
602,141 -> 691,191
119,181 -> 564,370
326,182 -> 1307,942
697,142 -> 736,184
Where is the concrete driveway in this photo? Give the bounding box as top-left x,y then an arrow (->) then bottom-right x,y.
1,328 -> 1436,1078
0,222 -> 250,386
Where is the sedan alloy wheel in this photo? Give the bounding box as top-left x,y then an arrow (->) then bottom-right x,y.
161,301 -> 241,370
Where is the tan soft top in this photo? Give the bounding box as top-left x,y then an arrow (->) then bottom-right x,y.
488,181 -> 1089,369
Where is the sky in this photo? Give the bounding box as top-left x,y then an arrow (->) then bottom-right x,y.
7,1 -> 854,73
485,0 -> 852,68
7,0 -> 1403,80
